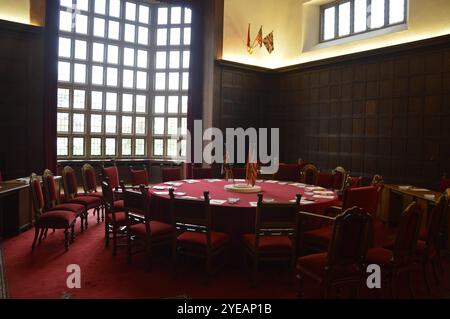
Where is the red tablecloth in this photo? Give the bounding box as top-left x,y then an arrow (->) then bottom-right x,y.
149,179 -> 338,246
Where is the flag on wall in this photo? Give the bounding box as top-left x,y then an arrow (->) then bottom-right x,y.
263,31 -> 274,54
245,148 -> 258,187
255,26 -> 263,48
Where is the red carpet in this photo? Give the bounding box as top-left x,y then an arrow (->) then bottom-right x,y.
2,212 -> 450,299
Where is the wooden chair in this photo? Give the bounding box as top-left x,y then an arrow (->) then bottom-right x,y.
125,185 -> 173,269
274,163 -> 301,182
365,202 -> 423,298
192,167 -> 213,179
170,188 -> 229,277
346,176 -> 363,189
81,164 -> 104,222
297,207 -> 372,298
101,161 -> 120,191
317,171 -> 334,189
332,166 -> 347,191
61,166 -> 103,225
30,173 -> 77,251
101,179 -> 128,256
242,193 -> 302,284
42,169 -> 86,232
301,164 -> 318,185
161,167 -> 182,182
129,165 -> 149,186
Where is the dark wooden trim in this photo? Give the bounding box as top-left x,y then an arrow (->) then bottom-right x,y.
216,59 -> 272,73
0,19 -> 43,34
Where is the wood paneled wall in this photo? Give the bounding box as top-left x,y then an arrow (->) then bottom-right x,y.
218,36 -> 450,189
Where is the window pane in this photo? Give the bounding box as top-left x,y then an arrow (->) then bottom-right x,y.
389,0 -> 405,24
125,2 -> 136,21
122,139 -> 132,156
157,29 -> 167,46
93,17 -> 105,37
171,7 -> 181,24
74,40 -> 87,60
153,139 -> 164,156
136,95 -> 146,113
122,116 -> 133,134
183,27 -> 191,45
170,28 -> 180,45
122,93 -> 133,112
92,42 -> 104,62
60,11 -> 72,32
60,0 -> 73,8
155,73 -> 166,90
73,138 -> 84,156
106,67 -> 118,86
108,20 -> 120,40
167,139 -> 177,156
91,138 -> 102,156
338,2 -> 350,37
108,45 -> 119,64
124,47 -> 135,66
74,63 -> 86,83
169,51 -> 180,68
135,139 -> 145,156
92,65 -> 104,85
182,72 -> 189,90
183,51 -> 190,68
156,51 -> 167,69
154,117 -> 164,134
135,117 -> 146,134
124,24 -> 135,42
168,72 -> 179,90
167,118 -> 178,135
57,113 -> 69,132
154,96 -> 165,113
105,115 -> 117,133
109,0 -> 121,18
73,89 -> 85,109
168,96 -> 178,113
181,118 -> 187,135
139,5 -> 149,24
91,91 -> 103,110
181,96 -> 188,113
136,71 -> 147,90
138,26 -> 149,45
105,138 -> 116,155
73,113 -> 85,132
137,50 -> 148,68
158,7 -> 168,25
58,61 -> 71,82
75,14 -> 88,34
354,0 -> 367,33
123,69 -> 134,88
184,8 -> 191,24
58,88 -> 70,108
94,0 -> 106,14
106,92 -> 117,111
57,137 -> 68,156
371,0 -> 385,29
180,139 -> 186,156
91,114 -> 102,133
76,0 -> 89,12
59,37 -> 71,58
323,6 -> 335,40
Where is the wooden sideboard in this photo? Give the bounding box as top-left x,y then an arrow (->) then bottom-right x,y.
0,180 -> 30,238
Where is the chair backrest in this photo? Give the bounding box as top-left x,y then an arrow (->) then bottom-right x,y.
231,167 -> 246,179
123,185 -> 149,219
274,163 -> 301,182
255,193 -> 301,232
317,171 -> 334,189
392,202 -> 422,266
332,166 -> 347,191
81,163 -> 97,193
102,165 -> 120,190
192,167 -> 213,179
101,179 -> 115,211
440,174 -> 450,193
346,176 -> 362,189
129,165 -> 149,186
42,169 -> 59,208
342,186 -> 379,216
424,193 -> 448,249
301,164 -> 318,185
326,207 -> 372,272
161,167 -> 182,182
62,166 -> 79,199
29,173 -> 44,219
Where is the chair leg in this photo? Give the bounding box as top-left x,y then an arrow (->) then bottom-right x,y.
432,260 -> 441,285
44,228 -> 48,239
422,263 -> 432,295
96,208 -> 100,224
80,215 -> 84,232
71,224 -> 75,243
84,210 -> 89,229
105,221 -> 110,248
31,227 -> 39,250
126,230 -> 132,264
101,205 -> 105,222
112,225 -> 117,256
64,229 -> 70,251
38,228 -> 45,244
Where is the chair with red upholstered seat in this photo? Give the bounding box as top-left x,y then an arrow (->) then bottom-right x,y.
129,165 -> 149,187
102,163 -> 120,191
125,185 -> 173,269
192,167 -> 213,179
274,163 -> 301,182
297,207 -> 372,298
42,169 -> 86,232
243,193 -> 302,284
332,166 -> 347,191
170,188 -> 229,277
161,167 -> 182,182
346,176 -> 363,189
81,164 -> 104,222
301,164 -> 318,185
30,173 -> 77,251
365,202 -> 422,298
317,172 -> 334,189
62,166 -> 102,225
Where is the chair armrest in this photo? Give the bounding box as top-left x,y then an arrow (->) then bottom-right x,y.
324,206 -> 342,217
298,210 -> 335,221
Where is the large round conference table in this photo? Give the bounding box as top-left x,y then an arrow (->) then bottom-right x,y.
149,179 -> 339,247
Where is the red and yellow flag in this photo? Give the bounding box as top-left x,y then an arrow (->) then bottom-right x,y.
246,149 -> 258,186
